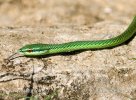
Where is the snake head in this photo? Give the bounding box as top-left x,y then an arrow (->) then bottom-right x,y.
19,44 -> 50,56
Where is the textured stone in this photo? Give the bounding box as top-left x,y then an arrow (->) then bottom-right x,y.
0,0 -> 136,100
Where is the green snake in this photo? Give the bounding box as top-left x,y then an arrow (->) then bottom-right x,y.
18,16 -> 136,57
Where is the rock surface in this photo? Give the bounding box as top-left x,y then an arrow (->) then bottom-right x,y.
0,0 -> 136,100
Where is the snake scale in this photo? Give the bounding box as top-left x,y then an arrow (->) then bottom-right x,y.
18,16 -> 136,57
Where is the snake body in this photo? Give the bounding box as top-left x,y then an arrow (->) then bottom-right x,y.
19,16 -> 136,56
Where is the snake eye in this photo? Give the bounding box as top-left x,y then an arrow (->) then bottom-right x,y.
27,49 -> 33,53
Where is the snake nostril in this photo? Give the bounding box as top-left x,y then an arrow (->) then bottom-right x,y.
19,49 -> 22,52
18,48 -> 26,52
